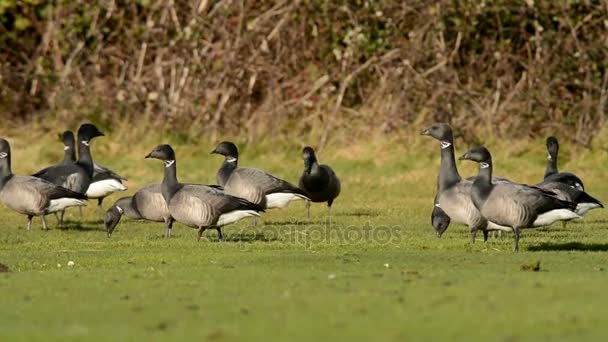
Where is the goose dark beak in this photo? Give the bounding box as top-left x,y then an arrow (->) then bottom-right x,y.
144,152 -> 152,159
210,149 -> 218,155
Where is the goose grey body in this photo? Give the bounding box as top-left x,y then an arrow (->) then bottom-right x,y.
422,123 -> 501,242
298,146 -> 341,217
211,141 -> 309,209
461,145 -> 580,251
542,136 -> 585,191
104,183 -> 168,237
147,144 -> 264,240
0,138 -> 87,230
60,130 -> 127,209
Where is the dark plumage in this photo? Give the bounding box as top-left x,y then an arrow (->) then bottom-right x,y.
211,141 -> 309,210
542,136 -> 585,191
146,144 -> 264,240
460,145 -> 580,252
298,146 -> 341,217
60,130 -> 128,210
0,138 -> 87,230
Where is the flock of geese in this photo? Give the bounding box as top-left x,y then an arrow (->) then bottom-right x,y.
424,123 -> 603,251
0,124 -> 341,240
0,122 -> 603,251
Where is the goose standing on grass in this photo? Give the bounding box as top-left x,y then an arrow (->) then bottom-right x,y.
60,130 -> 128,211
146,144 -> 264,240
421,123 -> 507,242
460,145 -> 580,252
298,146 -> 340,217
211,141 -> 309,210
0,138 -> 87,230
104,184 -> 168,237
33,124 -> 104,224
540,136 -> 585,191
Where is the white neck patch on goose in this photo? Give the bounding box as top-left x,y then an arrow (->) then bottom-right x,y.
440,141 -> 451,149
116,206 -> 124,214
480,162 -> 490,169
0,152 -> 7,159
165,160 -> 175,168
226,157 -> 237,163
81,140 -> 90,146
547,153 -> 552,160
64,146 -> 70,150
434,203 -> 441,208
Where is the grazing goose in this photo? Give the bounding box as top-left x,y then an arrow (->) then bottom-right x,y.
60,130 -> 128,210
541,136 -> 585,191
146,144 -> 264,240
211,141 -> 309,209
0,138 -> 87,230
104,183 -> 168,237
431,199 -> 450,238
422,123 -> 508,242
460,146 -> 580,252
298,146 -> 341,217
33,124 -> 104,224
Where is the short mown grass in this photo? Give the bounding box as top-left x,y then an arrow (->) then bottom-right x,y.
1,132 -> 608,340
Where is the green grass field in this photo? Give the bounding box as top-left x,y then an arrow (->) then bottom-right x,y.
1,133 -> 608,340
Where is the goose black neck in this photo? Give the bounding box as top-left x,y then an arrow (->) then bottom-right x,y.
217,157 -> 237,186
304,156 -> 319,175
161,160 -> 180,203
77,137 -> 94,176
0,154 -> 13,189
438,140 -> 461,191
544,152 -> 558,179
63,144 -> 77,164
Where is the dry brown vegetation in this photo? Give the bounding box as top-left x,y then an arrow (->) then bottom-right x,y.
1,0 -> 607,147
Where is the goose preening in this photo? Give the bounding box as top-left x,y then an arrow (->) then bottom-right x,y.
460,146 -> 580,252
0,138 -> 87,230
146,144 -> 264,240
422,123 -> 507,242
298,146 -> 341,217
541,136 -> 585,191
211,141 -> 309,210
104,183 -> 168,237
60,130 -> 128,210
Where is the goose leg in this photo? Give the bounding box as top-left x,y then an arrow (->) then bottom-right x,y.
27,215 -> 33,231
197,227 -> 207,241
512,227 -> 520,252
470,229 -> 477,244
306,200 -> 311,218
40,215 -> 49,230
483,230 -> 489,243
253,216 -> 258,227
78,206 -> 83,217
58,210 -> 65,226
97,198 -> 104,214
216,227 -> 223,241
164,217 -> 173,238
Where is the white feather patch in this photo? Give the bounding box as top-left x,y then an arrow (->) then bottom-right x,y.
47,198 -> 87,213
217,210 -> 260,226
575,203 -> 602,216
440,141 -> 451,149
480,162 -> 490,169
266,193 -> 309,209
487,221 -> 512,232
86,179 -> 128,198
226,157 -> 237,163
533,209 -> 580,227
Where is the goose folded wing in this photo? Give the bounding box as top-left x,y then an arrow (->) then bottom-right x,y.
236,167 -> 306,196
181,184 -> 263,213
20,176 -> 87,200
93,162 -> 128,181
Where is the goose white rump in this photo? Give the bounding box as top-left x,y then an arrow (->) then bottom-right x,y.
533,209 -> 580,227
266,193 -> 309,209
86,179 -> 127,198
217,210 -> 260,226
47,198 -> 87,213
